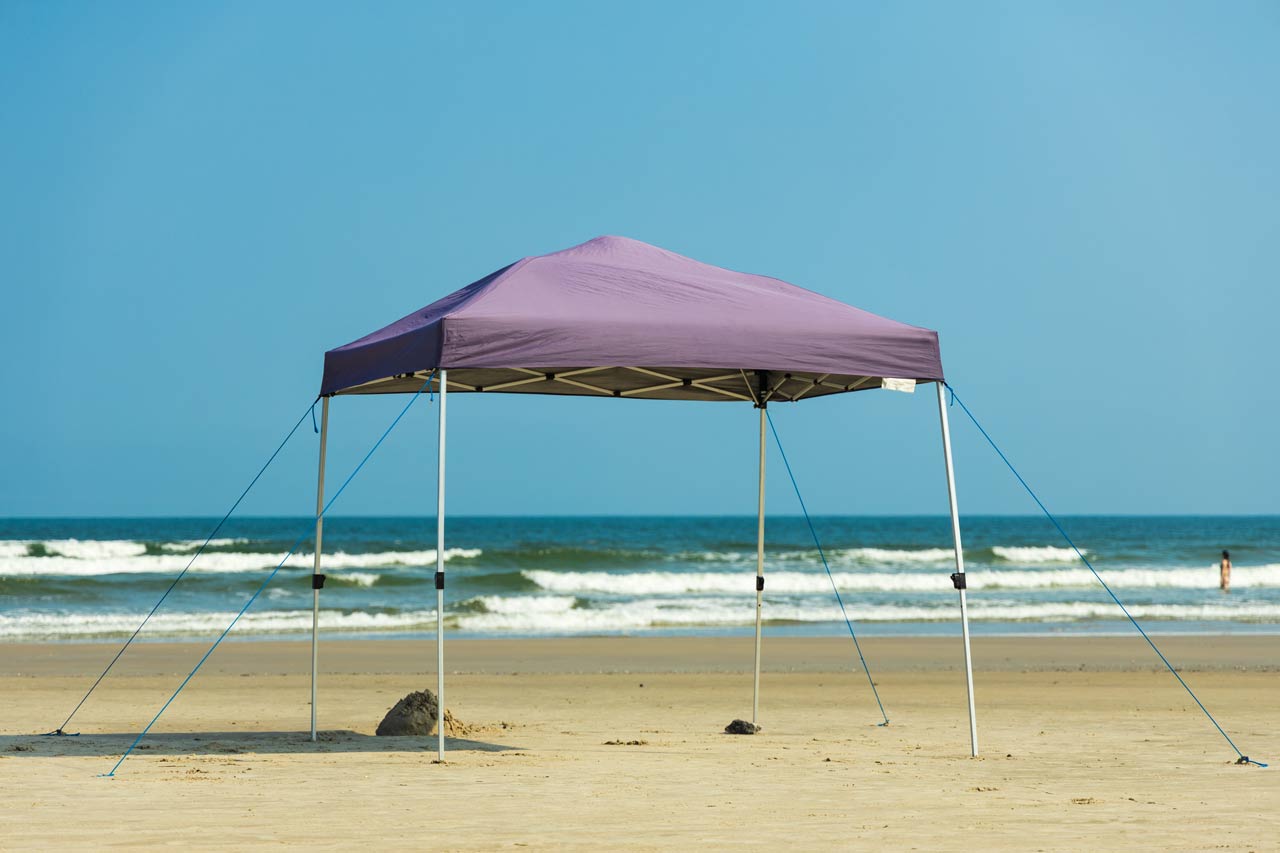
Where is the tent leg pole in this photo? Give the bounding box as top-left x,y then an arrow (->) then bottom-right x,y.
936,382 -> 978,757
435,370 -> 447,762
752,404 -> 765,726
310,397 -> 329,744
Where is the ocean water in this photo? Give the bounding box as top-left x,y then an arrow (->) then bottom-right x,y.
1,516 -> 1277,642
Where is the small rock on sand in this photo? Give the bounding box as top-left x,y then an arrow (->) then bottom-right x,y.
724,719 -> 759,735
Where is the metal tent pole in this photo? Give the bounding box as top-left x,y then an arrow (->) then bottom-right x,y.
435,369 -> 447,762
310,397 -> 330,743
936,382 -> 978,757
752,403 -> 766,725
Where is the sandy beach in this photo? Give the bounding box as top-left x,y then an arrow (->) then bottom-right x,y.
0,635 -> 1274,851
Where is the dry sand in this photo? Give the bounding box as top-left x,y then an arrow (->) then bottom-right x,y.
0,635 -> 1275,851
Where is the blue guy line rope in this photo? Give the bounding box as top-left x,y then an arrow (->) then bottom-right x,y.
101,372 -> 437,777
47,400 -> 318,737
944,382 -> 1265,768
765,410 -> 890,726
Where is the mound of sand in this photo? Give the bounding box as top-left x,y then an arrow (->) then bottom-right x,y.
375,689 -> 469,736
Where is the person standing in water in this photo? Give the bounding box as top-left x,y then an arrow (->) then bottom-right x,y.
1220,549 -> 1232,592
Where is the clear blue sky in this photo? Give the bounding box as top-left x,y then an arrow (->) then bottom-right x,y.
2,1 -> 1276,518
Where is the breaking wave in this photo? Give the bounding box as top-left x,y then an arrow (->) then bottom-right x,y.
0,547 -> 482,577
990,546 -> 1080,563
523,564 -> 1280,594
6,598 -> 1279,640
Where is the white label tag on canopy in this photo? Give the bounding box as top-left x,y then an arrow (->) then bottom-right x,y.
881,378 -> 916,393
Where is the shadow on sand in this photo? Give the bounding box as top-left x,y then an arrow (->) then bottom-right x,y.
1,729 -> 522,759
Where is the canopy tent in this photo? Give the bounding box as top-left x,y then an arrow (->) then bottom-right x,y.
314,235 -> 977,760
321,236 -> 944,400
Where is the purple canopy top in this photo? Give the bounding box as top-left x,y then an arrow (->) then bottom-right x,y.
321,236 -> 943,403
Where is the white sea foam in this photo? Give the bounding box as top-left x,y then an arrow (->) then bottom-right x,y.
680,547 -> 957,566
524,564 -> 1280,594
160,538 -> 251,551
991,546 -> 1082,563
679,546 -> 1084,567
455,598 -> 721,632
969,565 -> 1280,590
471,595 -> 579,614
975,564 -> 1280,590
678,551 -> 752,563
0,539 -> 150,559
831,547 -> 957,564
5,537 -> 250,557
335,572 -> 380,587
0,608 -> 443,640
449,597 -> 1280,633
0,547 -> 482,577
3,597 -> 1279,640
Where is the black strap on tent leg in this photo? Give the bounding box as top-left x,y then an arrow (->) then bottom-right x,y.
945,382 -> 1265,768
